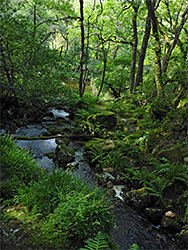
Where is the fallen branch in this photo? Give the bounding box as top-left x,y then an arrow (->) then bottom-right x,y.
13,134 -> 95,141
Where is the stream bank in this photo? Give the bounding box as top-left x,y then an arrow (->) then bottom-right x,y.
1,106 -> 186,250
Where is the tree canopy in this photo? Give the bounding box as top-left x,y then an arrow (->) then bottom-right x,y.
1,0 -> 188,106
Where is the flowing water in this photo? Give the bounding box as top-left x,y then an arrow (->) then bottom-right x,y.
8,109 -> 183,250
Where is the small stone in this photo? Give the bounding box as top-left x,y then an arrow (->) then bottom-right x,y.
66,162 -> 79,169
165,211 -> 176,218
106,181 -> 113,189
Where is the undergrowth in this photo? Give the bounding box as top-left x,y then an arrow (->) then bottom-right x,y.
0,134 -> 115,249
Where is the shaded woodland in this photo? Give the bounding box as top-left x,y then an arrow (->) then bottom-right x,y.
1,0 -> 188,249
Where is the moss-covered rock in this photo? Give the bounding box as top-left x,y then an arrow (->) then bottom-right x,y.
157,143 -> 188,162
146,129 -> 163,153
88,111 -> 117,130
55,145 -> 75,168
85,139 -> 116,151
145,208 -> 164,222
126,188 -> 151,210
161,215 -> 182,232
179,224 -> 188,246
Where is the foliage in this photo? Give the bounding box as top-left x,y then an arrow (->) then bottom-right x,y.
80,231 -> 110,250
129,244 -> 140,250
0,134 -> 42,200
87,140 -> 144,172
1,135 -> 114,249
124,158 -> 188,204
0,0 -> 75,107
40,186 -> 114,248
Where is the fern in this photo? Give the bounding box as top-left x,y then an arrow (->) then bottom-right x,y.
80,232 -> 109,250
129,243 -> 140,250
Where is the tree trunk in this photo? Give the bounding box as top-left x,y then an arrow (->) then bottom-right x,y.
162,4 -> 188,73
33,4 -> 37,37
79,0 -> 85,97
82,18 -> 90,95
146,0 -> 163,97
173,84 -> 187,107
97,45 -> 107,98
134,14 -> 151,91
130,7 -> 139,93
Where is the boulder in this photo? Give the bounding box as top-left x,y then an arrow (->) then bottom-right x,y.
145,208 -> 164,222
85,139 -> 115,151
125,188 -> 151,210
161,214 -> 182,232
157,143 -> 187,162
88,111 -> 117,130
179,224 -> 188,246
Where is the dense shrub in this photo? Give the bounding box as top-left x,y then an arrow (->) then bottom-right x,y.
1,135 -> 114,249
38,179 -> 114,248
0,134 -> 42,199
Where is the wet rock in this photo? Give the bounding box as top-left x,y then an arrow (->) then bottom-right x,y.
55,145 -> 75,168
45,111 -> 54,118
56,137 -> 70,146
161,214 -> 182,232
145,208 -> 164,222
126,188 -> 151,210
50,108 -> 69,119
45,152 -> 55,159
179,224 -> 188,246
66,162 -> 79,169
46,126 -> 61,135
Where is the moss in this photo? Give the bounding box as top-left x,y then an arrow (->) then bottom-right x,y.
55,144 -> 75,167
157,143 -> 188,162
85,139 -> 116,151
87,111 -> 117,130
161,216 -> 182,232
126,188 -> 151,210
146,129 -> 163,152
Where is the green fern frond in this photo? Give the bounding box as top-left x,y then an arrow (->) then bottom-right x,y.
80,232 -> 109,250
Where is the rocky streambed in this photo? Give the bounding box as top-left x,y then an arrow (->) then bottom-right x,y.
1,108 -> 186,250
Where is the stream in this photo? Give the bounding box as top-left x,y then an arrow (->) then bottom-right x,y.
6,109 -> 183,250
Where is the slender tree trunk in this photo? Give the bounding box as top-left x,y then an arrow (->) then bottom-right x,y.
79,0 -> 85,97
173,84 -> 186,107
130,7 -> 139,93
146,0 -> 163,97
134,14 -> 151,91
97,46 -> 107,98
82,18 -> 90,95
113,46 -> 119,60
33,4 -> 37,38
162,4 -> 188,73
